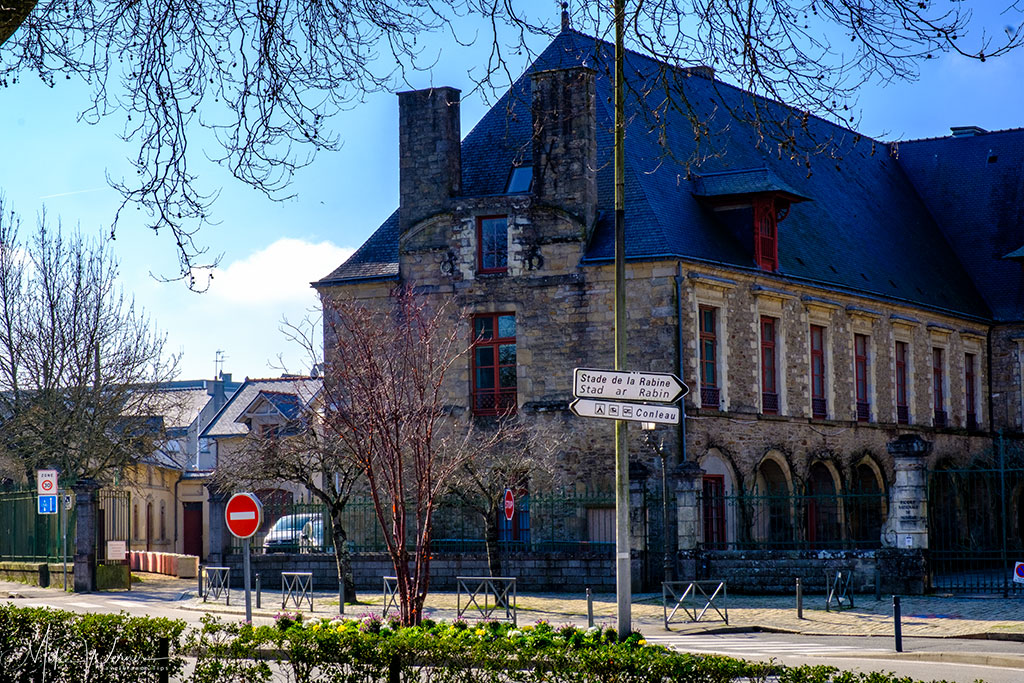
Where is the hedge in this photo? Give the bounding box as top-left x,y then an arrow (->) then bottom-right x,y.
0,605 -> 964,683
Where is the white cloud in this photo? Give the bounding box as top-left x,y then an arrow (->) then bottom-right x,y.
204,238 -> 355,305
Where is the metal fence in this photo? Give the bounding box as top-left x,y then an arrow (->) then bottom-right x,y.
697,490 -> 888,551
236,490 -> 618,555
928,437 -> 1024,595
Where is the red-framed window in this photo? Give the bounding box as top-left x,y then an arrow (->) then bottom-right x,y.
895,341 -> 909,424
810,325 -> 827,419
472,313 -> 517,415
699,306 -> 720,408
477,216 -> 508,273
932,347 -> 946,427
965,353 -> 977,430
760,316 -> 778,414
702,475 -> 727,549
753,196 -> 778,271
854,334 -> 870,422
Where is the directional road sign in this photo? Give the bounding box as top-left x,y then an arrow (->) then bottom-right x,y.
36,469 -> 58,495
573,368 -> 688,403
225,493 -> 263,539
570,398 -> 680,425
38,495 -> 58,515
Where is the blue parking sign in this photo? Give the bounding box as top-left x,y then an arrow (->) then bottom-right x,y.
38,495 -> 58,515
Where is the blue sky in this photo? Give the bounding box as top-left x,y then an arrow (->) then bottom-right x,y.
1,5 -> 1023,380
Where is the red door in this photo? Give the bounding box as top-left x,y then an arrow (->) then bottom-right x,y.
183,503 -> 203,558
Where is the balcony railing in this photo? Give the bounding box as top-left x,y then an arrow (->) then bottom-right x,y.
812,398 -> 827,420
856,401 -> 870,422
966,412 -> 978,431
933,410 -> 948,428
761,392 -> 778,414
472,389 -> 517,416
701,386 -> 720,409
897,405 -> 909,425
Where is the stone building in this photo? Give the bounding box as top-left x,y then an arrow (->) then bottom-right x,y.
314,29 -> 1024,593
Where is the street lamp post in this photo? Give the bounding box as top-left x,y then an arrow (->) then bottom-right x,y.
642,423 -> 673,583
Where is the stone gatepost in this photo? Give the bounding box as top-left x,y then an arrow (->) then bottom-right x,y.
72,479 -> 101,593
674,460 -> 705,581
204,483 -> 231,568
628,461 -> 650,593
880,434 -> 932,594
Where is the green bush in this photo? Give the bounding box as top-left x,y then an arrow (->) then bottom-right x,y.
0,604 -> 185,683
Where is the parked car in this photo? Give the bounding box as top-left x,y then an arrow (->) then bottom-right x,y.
263,513 -> 318,552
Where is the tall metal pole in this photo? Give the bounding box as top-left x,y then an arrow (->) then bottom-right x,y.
613,0 -> 631,641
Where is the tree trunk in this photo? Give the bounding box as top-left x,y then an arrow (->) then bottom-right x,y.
483,501 -> 503,578
330,505 -> 356,602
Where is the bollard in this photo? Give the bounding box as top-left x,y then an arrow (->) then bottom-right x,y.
586,588 -> 594,628
340,577 -> 346,616
893,595 -> 903,652
255,572 -> 261,609
198,566 -> 203,600
796,578 -> 803,619
875,568 -> 881,601
157,636 -> 170,683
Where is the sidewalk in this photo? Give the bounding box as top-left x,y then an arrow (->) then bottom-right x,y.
182,582 -> 1024,640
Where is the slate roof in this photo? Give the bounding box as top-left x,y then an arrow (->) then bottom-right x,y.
200,377 -> 322,438
894,129 -> 1024,322
237,390 -> 303,424
316,29 -> 998,320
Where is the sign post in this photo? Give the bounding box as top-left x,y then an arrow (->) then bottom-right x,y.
503,489 -> 515,522
225,493 -> 263,622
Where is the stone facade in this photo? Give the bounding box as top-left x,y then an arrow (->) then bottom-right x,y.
316,45 -> 1024,594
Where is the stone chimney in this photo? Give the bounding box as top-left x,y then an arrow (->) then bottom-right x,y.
398,86 -> 462,233
531,67 -> 597,231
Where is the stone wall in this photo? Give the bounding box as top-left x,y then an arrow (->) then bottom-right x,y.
688,549 -> 878,594
224,551 -> 615,593
0,562 -> 49,587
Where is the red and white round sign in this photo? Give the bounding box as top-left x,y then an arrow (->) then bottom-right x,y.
225,493 -> 263,539
503,488 -> 515,522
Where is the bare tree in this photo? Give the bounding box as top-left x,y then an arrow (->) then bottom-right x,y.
3,2 -> 1019,281
0,194 -> 178,485
319,286 -> 528,625
213,397 -> 363,603
449,418 -> 559,580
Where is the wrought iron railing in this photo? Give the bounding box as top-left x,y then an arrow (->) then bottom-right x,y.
761,392 -> 778,414
472,389 -> 517,416
856,401 -> 870,422
701,385 -> 720,409
811,397 -> 827,420
697,490 -> 888,551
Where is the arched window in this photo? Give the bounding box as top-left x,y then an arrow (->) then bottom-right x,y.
699,449 -> 737,549
159,501 -> 167,541
850,461 -> 885,548
806,462 -> 840,548
755,457 -> 793,546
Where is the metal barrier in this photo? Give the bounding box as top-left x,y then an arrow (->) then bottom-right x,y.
382,576 -> 400,617
825,570 -> 854,611
203,566 -> 230,605
281,571 -> 314,611
456,576 -> 517,625
663,580 -> 728,629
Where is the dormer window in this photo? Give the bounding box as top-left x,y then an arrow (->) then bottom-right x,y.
754,196 -> 785,272
506,166 -> 533,194
477,216 -> 508,274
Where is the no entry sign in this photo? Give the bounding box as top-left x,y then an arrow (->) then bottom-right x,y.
225,492 -> 263,539
503,488 -> 515,522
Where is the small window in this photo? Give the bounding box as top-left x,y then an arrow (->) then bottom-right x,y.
810,325 -> 827,419
506,166 -> 533,194
854,334 -> 870,422
753,196 -> 779,271
472,313 -> 517,415
965,353 -> 977,430
760,317 -> 778,414
933,347 -> 946,427
699,306 -> 720,408
477,216 -> 508,274
895,341 -> 909,424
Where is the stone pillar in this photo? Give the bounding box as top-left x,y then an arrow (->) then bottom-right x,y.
674,461 -> 704,581
628,461 -> 650,592
205,483 -> 231,568
72,479 -> 101,593
879,434 -> 932,594
884,434 -> 931,550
